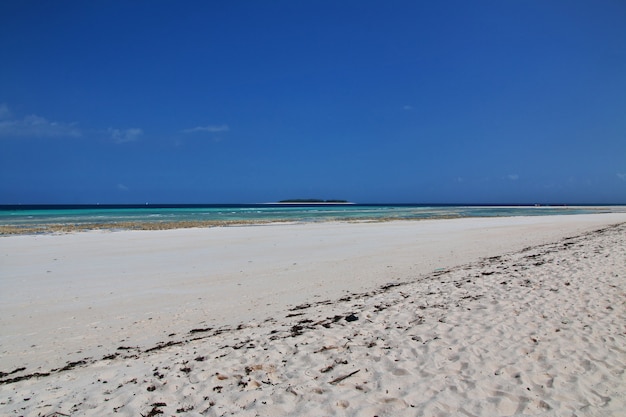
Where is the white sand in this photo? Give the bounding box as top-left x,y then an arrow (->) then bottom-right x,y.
1,213 -> 625,416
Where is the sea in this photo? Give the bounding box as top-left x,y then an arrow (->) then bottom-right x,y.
0,204 -> 623,229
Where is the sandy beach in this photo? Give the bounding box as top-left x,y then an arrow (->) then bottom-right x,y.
1,213 -> 625,416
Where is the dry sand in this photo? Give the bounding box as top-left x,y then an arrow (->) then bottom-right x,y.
1,213 -> 625,416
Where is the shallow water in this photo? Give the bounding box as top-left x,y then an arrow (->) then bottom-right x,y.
0,204 -> 620,228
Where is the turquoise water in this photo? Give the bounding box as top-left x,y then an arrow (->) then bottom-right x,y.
0,204 -> 620,228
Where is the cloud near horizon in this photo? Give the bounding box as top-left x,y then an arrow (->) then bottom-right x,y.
109,128 -> 143,143
0,104 -> 81,138
182,125 -> 230,134
0,103 -> 11,119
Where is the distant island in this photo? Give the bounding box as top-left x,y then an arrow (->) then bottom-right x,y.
277,199 -> 353,204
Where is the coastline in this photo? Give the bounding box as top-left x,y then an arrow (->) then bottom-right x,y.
0,219 -> 292,236
1,213 -> 625,416
1,205 -> 625,236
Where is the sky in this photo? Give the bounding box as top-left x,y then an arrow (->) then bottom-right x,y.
1,0 -> 625,204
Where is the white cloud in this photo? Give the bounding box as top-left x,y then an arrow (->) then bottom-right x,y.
0,106 -> 81,138
0,103 -> 11,120
403,105 -> 413,111
617,173 -> 626,181
182,125 -> 229,134
117,184 -> 130,191
109,128 -> 143,143
507,174 -> 520,181
0,104 -> 153,145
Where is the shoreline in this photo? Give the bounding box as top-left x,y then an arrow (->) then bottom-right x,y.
0,219 -> 294,236
1,205 -> 625,236
1,213 -> 625,415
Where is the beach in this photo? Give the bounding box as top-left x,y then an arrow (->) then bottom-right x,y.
1,213 -> 625,416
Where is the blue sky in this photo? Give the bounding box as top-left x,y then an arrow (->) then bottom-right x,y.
1,0 -> 625,204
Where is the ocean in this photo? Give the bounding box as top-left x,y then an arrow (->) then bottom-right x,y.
0,204 -> 622,230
